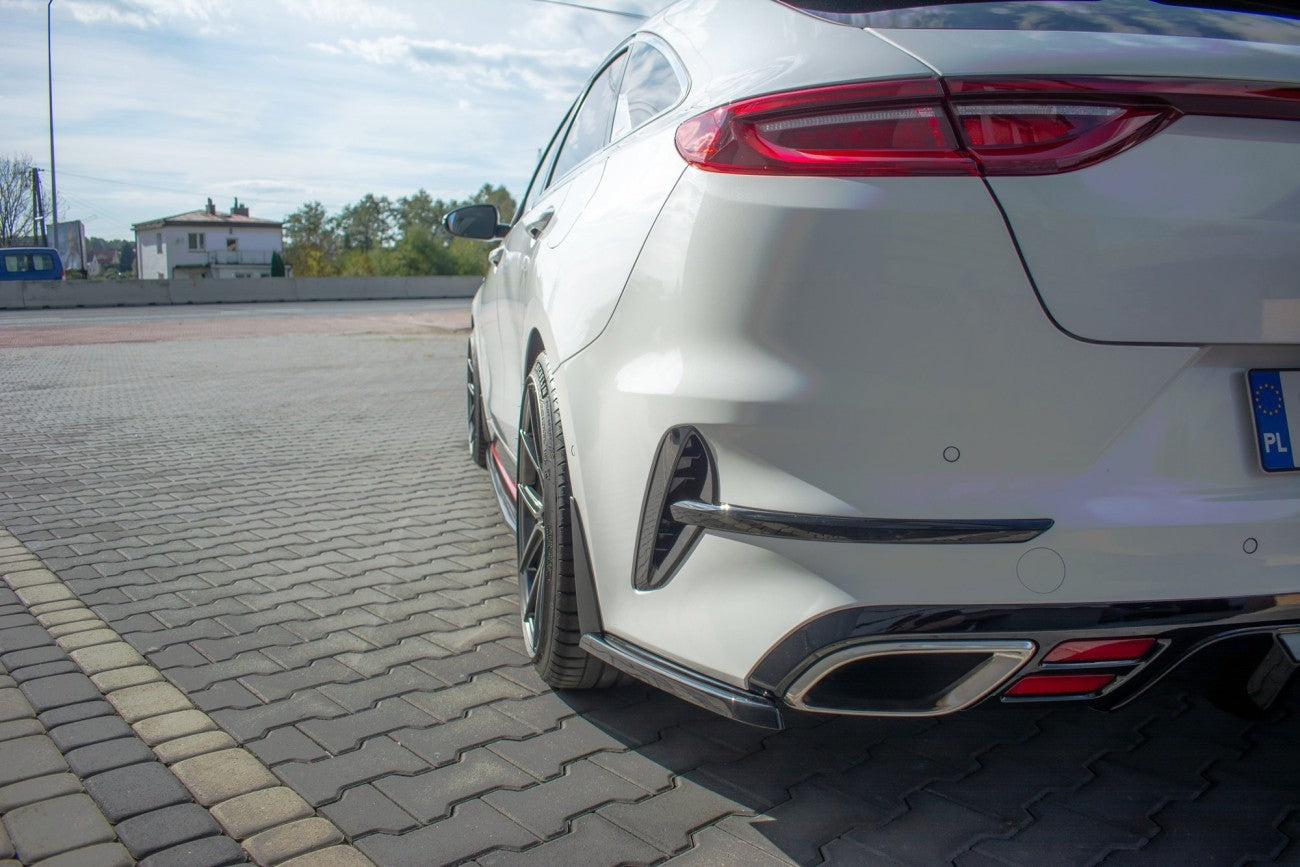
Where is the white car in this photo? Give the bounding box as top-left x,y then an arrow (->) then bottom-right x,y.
446,0 -> 1300,728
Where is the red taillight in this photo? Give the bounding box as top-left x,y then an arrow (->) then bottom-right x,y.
676,76 -> 1300,177
1043,638 -> 1157,665
1004,673 -> 1116,697
675,79 -> 976,177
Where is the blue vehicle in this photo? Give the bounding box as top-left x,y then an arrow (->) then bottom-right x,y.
0,247 -> 64,282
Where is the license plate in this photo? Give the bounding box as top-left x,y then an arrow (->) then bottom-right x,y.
1248,369 -> 1300,472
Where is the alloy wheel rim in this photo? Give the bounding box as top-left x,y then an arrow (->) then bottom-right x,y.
516,379 -> 547,658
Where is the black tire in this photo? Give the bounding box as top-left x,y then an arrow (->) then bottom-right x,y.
516,353 -> 616,689
467,339 -> 488,468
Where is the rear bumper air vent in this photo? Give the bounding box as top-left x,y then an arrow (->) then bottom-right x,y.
632,426 -> 717,590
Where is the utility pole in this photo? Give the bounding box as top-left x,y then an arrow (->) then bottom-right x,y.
32,168 -> 48,246
47,0 -> 59,251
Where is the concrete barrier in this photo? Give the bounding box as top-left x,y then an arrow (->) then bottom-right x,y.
0,275 -> 481,311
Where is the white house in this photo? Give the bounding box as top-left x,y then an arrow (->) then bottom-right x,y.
133,198 -> 284,280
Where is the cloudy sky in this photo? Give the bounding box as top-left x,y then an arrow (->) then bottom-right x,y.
2,0 -> 668,240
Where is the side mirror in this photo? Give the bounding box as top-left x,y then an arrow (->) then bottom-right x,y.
444,204 -> 509,240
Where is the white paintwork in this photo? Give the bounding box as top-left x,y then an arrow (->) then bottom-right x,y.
470,0 -> 1300,689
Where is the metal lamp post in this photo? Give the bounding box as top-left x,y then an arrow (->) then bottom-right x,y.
47,0 -> 58,249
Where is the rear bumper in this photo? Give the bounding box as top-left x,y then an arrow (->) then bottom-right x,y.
755,593 -> 1300,714
588,592 -> 1300,728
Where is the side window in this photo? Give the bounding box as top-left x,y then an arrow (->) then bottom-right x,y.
612,42 -> 683,141
515,103 -> 573,220
548,52 -> 628,187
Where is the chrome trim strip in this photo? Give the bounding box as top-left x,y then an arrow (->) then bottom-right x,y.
580,633 -> 784,730
670,499 -> 1052,544
784,640 -> 1036,717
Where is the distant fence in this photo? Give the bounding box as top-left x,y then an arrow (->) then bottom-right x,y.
0,275 -> 481,311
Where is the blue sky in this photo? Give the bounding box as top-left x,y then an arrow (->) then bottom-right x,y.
1,0 -> 666,240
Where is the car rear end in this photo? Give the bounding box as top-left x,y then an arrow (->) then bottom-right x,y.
561,0 -> 1300,725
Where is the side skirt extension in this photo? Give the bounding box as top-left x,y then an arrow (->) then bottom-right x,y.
580,632 -> 785,730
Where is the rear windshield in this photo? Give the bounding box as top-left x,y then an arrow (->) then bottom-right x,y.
778,0 -> 1300,44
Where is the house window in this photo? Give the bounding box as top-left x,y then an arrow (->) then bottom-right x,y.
227,237 -> 237,252
155,233 -> 162,254
188,233 -> 206,251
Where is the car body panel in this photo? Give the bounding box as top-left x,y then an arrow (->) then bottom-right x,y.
465,0 -> 1300,708
554,166 -> 1299,685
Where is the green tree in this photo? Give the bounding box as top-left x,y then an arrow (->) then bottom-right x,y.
283,201 -> 338,277
270,251 -> 285,277
338,193 -> 395,251
117,241 -> 135,275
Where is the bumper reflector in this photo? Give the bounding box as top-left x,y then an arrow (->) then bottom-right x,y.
1043,638 -> 1156,664
1005,673 -> 1116,697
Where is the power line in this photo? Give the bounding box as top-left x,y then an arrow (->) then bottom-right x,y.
56,170 -> 198,197
528,0 -> 648,19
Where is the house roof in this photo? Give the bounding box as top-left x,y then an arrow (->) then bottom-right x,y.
133,207 -> 282,233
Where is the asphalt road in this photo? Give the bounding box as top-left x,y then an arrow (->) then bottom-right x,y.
1,299 -> 1297,866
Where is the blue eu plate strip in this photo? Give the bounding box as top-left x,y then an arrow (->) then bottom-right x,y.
1249,369 -> 1297,472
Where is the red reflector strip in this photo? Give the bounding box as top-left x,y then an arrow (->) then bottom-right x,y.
1043,638 -> 1156,664
1005,673 -> 1116,697
489,442 -> 517,503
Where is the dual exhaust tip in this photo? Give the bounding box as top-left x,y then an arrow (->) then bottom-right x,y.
785,636 -> 1162,716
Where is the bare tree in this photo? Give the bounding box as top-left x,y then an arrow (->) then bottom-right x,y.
0,154 -> 48,246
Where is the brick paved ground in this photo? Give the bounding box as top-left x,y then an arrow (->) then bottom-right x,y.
0,301 -> 1297,865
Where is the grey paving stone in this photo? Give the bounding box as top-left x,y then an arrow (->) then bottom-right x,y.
298,697 -> 437,753
1,647 -> 65,674
2,793 -> 115,863
837,790 -> 1016,864
114,802 -> 223,859
210,689 -> 349,742
485,758 -> 654,839
189,680 -> 262,713
0,735 -> 68,786
242,817 -> 344,865
374,747 -> 537,823
153,730 -> 239,766
171,748 -> 278,807
65,736 -> 156,776
83,761 -> 193,822
19,673 -> 101,713
8,660 -> 78,681
0,718 -> 43,741
0,688 -> 36,724
319,784 -> 420,837
137,834 -> 246,867
392,705 -> 536,768
0,773 -> 82,813
36,700 -> 113,729
26,841 -> 133,867
598,779 -> 752,857
276,736 -> 428,805
209,786 -> 314,840
317,665 -> 443,713
969,801 -> 1147,866
241,660 -> 364,704
336,637 -> 448,678
662,825 -> 796,866
358,800 -> 538,867
244,726 -> 329,766
403,672 -> 533,724
48,716 -> 133,752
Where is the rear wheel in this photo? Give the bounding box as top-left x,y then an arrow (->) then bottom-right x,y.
467,339 -> 488,468
516,353 -> 616,689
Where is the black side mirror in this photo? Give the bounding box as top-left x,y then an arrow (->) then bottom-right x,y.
444,204 -> 509,240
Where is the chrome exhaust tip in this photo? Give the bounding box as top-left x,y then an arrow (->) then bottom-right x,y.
784,640 -> 1036,717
